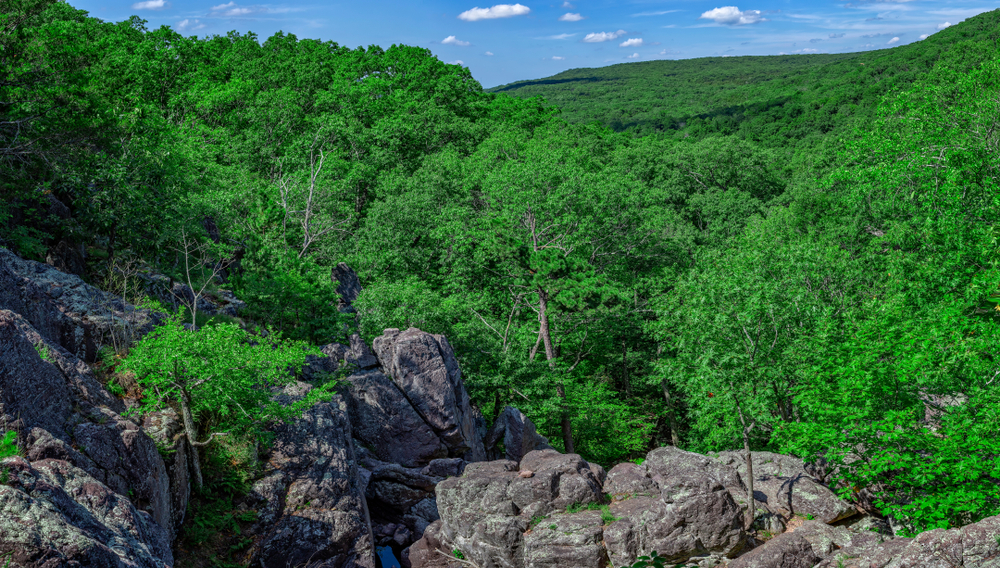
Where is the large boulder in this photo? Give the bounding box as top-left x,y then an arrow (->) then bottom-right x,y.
727,520 -> 851,568
0,246 -> 157,362
332,263 -> 363,313
711,451 -> 856,526
142,409 -> 192,539
485,406 -> 553,463
0,456 -> 173,568
244,382 -> 376,568
0,309 -> 174,541
603,446 -> 747,566
816,514 -> 1000,568
373,328 -> 487,463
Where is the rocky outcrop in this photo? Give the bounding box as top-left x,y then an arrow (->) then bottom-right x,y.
728,521 -> 851,568
142,410 -> 192,539
332,263 -> 363,313
0,456 -> 173,568
485,406 -> 553,463
0,246 -> 158,362
373,328 -> 487,463
243,382 -> 376,568
0,309 -> 175,545
136,269 -> 246,319
711,451 -> 856,526
816,514 -> 1000,568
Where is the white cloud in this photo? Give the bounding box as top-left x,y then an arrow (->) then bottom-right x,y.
561,1 -> 574,7
627,52 -> 640,59
582,29 -> 626,42
699,6 -> 765,25
132,0 -> 169,9
937,21 -> 952,29
447,59 -> 465,65
541,33 -> 575,39
829,32 -> 845,38
442,35 -> 471,46
619,38 -> 643,47
918,33 -> 929,40
559,12 -> 584,21
632,10 -> 680,17
552,56 -> 565,60
176,18 -> 205,31
209,1 -> 260,16
458,4 -> 530,21
887,36 -> 900,44
485,51 -> 494,55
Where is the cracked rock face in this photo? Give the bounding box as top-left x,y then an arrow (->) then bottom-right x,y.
0,309 -> 174,546
243,382 -> 376,568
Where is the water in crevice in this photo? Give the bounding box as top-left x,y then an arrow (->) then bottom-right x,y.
375,545 -> 402,568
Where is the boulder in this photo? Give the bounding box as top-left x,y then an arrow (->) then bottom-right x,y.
0,456 -> 173,568
345,369 -> 449,467
0,246 -> 158,362
0,309 -> 173,540
373,328 -> 487,462
727,520 -> 851,568
711,451 -> 855,526
332,262 -> 363,313
523,511 -> 606,568
603,446 -> 746,565
142,409 -> 191,539
244,382 -> 375,568
816,514 -> 1000,568
304,334 -> 379,381
485,406 -> 553,463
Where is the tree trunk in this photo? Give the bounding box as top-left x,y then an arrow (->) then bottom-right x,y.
735,399 -> 756,531
660,379 -> 681,447
538,289 -> 574,454
178,385 -> 204,493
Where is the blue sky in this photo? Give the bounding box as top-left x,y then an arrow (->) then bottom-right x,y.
72,0 -> 997,88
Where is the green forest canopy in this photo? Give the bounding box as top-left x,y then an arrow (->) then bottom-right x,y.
2,0 -> 999,534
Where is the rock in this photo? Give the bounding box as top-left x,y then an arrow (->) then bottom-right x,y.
0,456 -> 173,568
372,328 -> 487,462
604,462 -> 659,500
0,246 -> 158,362
728,520 -> 851,568
485,406 -> 554,463
332,262 -> 363,313
0,309 -> 174,541
421,458 -> 467,479
817,514 -> 1000,568
46,240 -> 87,277
304,334 -> 379,380
523,511 -> 606,568
142,409 -> 191,540
135,269 -> 245,319
245,382 -> 375,568
403,520 -> 464,568
345,368 -> 449,467
711,451 -> 855,526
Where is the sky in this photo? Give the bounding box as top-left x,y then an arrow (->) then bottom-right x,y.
71,0 -> 998,88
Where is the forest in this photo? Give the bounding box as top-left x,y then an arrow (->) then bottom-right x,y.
2,0 -> 999,539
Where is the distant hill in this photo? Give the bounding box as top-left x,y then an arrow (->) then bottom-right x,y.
489,9 -> 1000,148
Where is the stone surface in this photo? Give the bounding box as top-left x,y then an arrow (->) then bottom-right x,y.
0,309 -> 173,540
142,409 -> 191,540
244,382 -> 376,568
816,514 -> 1000,568
728,521 -> 851,568
345,368 -> 449,467
0,456 -> 173,568
0,246 -> 158,362
523,511 -> 606,568
485,405 -> 554,463
305,334 -> 380,381
372,328 -> 487,462
332,262 -> 363,313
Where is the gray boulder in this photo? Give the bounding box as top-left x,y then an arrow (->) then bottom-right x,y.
0,246 -> 158,362
816,514 -> 1000,568
332,262 -> 363,313
244,382 -> 376,568
485,406 -> 554,463
603,446 -> 746,566
523,511 -> 606,568
345,369 -> 449,467
0,309 -> 173,540
0,456 -> 173,568
373,328 -> 487,462
727,520 -> 851,568
142,409 -> 191,540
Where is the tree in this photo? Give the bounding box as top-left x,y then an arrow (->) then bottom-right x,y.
121,317 -> 322,491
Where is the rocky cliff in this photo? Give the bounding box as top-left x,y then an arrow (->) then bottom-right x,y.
2,245 -> 998,568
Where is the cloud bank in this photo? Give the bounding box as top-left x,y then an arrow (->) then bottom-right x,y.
132,0 -> 169,9
699,6 -> 765,25
559,13 -> 584,22
582,29 -> 626,42
619,38 -> 643,47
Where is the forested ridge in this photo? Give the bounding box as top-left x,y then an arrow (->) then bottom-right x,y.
3,0 -> 1000,540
